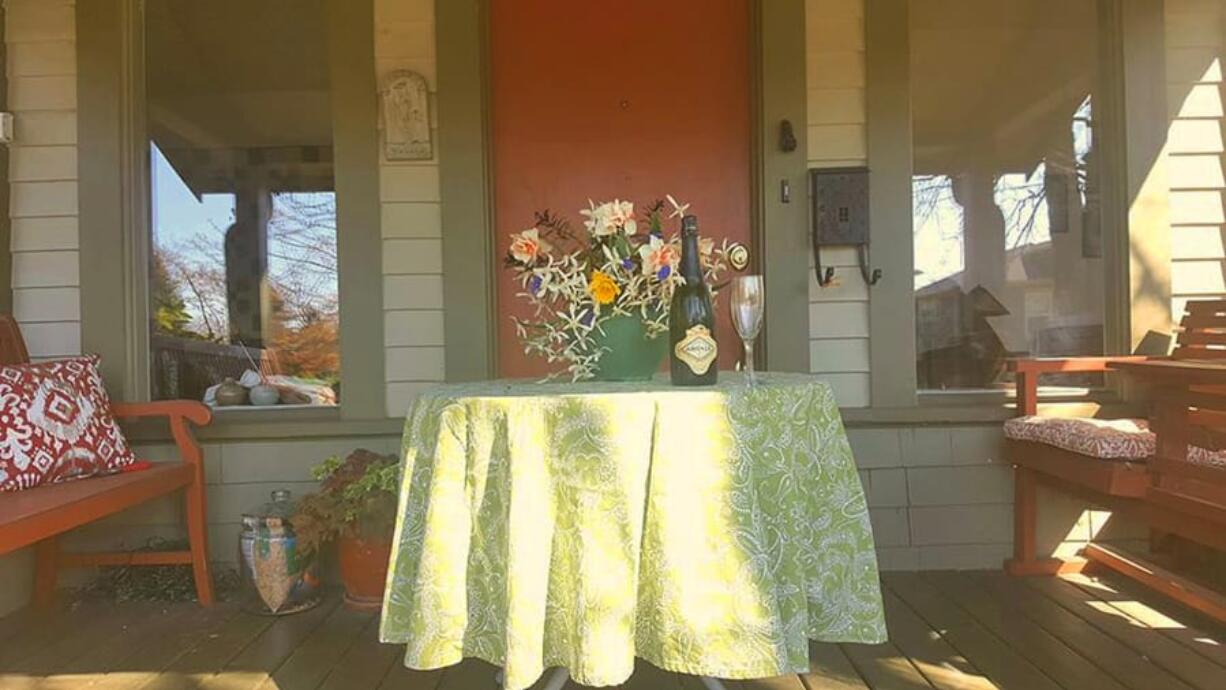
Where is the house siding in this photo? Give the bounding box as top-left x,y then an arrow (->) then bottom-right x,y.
58,436 -> 403,580
1166,0 -> 1226,317
0,0 -> 78,618
376,0 -> 446,418
6,0 -> 79,360
806,0 -> 871,407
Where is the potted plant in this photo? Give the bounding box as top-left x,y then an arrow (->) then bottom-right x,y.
505,196 -> 731,381
291,449 -> 399,611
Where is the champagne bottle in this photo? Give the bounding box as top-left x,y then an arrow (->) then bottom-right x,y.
670,215 -> 718,386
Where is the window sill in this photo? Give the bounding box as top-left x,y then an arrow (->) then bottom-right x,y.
122,405 -> 403,443
841,405 -> 1013,426
119,392 -> 1141,441
841,389 -> 1136,426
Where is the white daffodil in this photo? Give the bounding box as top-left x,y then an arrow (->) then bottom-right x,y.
638,235 -> 681,280
666,194 -> 691,219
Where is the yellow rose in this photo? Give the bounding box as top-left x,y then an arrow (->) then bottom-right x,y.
588,271 -> 620,305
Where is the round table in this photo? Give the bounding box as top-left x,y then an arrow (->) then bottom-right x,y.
378,373 -> 887,690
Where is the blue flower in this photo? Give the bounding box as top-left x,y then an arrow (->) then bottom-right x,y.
656,266 -> 671,281
622,258 -> 635,270
580,310 -> 595,327
528,275 -> 542,295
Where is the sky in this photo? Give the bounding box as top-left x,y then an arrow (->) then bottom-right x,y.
150,143 -> 339,335
150,143 -> 236,252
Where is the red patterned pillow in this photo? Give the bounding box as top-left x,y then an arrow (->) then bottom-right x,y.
0,355 -> 136,492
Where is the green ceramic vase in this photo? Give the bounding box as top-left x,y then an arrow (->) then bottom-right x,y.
591,313 -> 667,381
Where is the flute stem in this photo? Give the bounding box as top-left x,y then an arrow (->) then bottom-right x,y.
743,340 -> 756,386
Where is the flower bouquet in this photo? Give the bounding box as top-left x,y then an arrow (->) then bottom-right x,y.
506,196 -> 730,381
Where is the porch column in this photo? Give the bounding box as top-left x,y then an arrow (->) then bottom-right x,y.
224,184 -> 271,347
951,168 -> 1006,297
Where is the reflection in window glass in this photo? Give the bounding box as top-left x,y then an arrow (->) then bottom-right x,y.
146,0 -> 339,406
912,1 -> 1106,391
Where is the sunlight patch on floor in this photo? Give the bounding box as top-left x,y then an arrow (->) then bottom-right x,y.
1107,600 -> 1186,630
910,658 -> 990,685
1061,573 -> 1118,594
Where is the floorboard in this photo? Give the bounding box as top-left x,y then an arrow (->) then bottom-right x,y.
924,571 -> 1127,690
377,660 -> 445,690
804,643 -> 871,690
734,673 -> 810,689
975,573 -> 1193,690
0,601 -> 118,671
47,604 -> 202,681
142,607 -> 277,690
436,658 -> 501,690
91,603 -> 246,690
676,673 -> 710,690
878,589 -> 996,690
198,595 -> 343,690
841,641 -> 934,690
1067,573 -> 1226,669
1,601 -> 153,676
618,659 -> 685,689
257,603 -> 373,690
883,572 -> 1061,690
317,615 -> 402,690
2,571 -> 1223,690
1025,575 -> 1226,690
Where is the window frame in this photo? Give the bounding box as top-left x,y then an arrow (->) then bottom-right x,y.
77,0 -> 387,429
863,0 -> 1168,410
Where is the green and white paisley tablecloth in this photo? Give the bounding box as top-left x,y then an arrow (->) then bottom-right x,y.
379,373 -> 886,689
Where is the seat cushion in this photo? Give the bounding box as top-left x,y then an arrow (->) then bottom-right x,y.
0,355 -> 137,492
1188,445 -> 1226,470
1004,416 -> 1154,460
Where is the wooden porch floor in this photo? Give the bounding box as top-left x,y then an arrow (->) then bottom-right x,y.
2,571 -> 1225,690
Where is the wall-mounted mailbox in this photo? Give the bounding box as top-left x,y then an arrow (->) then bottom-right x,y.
809,167 -> 881,287
812,167 -> 869,245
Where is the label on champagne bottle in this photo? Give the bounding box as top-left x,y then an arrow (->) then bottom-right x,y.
674,325 -> 717,375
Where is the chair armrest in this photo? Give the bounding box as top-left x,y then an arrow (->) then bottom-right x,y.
111,400 -> 212,426
112,400 -> 212,471
1008,356 -> 1155,417
1007,356 -> 1154,375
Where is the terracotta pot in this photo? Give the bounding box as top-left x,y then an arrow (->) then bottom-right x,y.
338,534 -> 392,611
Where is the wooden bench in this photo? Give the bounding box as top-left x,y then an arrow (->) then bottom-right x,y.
1005,299 -> 1226,577
0,316 -> 215,607
1096,356 -> 1226,622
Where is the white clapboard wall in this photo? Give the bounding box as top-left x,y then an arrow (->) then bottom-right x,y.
806,0 -> 871,407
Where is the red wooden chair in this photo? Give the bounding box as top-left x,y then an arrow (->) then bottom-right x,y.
1093,354 -> 1226,622
1004,299 -> 1226,576
0,315 -> 215,606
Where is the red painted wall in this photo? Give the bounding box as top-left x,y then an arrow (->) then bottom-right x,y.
490,0 -> 753,377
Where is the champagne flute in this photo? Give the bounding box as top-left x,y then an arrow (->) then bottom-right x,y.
730,275 -> 764,385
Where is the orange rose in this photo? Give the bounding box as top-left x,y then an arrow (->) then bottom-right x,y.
510,228 -> 548,264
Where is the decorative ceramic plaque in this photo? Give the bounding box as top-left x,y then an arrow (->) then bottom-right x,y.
380,70 -> 432,160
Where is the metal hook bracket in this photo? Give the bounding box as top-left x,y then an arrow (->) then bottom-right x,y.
812,241 -> 836,287
857,244 -> 882,286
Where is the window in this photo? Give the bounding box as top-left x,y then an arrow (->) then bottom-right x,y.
145,0 -> 339,406
911,1 -> 1109,392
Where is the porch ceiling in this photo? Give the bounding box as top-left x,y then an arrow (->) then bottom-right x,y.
912,0 -> 1097,176
146,0 -> 333,190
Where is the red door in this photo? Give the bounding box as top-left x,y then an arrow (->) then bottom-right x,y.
490,0 -> 753,378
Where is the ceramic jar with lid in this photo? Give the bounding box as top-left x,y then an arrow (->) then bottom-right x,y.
215,378 -> 248,406
238,490 -> 320,615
